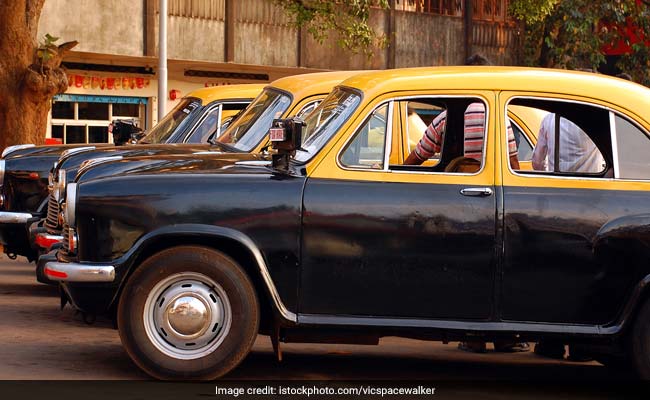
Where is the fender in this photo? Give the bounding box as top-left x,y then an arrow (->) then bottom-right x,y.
110,224 -> 298,323
594,214 -> 650,334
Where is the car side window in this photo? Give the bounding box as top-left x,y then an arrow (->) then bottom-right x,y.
295,100 -> 321,120
508,98 -> 608,176
395,97 -> 487,174
340,103 -> 389,170
510,122 -> 533,162
614,115 -> 650,180
186,102 -> 249,144
186,106 -> 221,144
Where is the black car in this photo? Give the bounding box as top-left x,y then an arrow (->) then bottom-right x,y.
46,67 -> 650,381
0,85 -> 260,261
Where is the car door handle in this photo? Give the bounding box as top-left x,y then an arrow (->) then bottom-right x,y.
460,187 -> 493,197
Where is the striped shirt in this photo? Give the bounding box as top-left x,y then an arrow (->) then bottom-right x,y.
412,103 -> 518,162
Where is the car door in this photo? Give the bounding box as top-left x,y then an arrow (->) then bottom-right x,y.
299,92 -> 499,320
500,92 -> 650,325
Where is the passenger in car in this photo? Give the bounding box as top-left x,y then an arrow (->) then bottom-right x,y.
402,102 -> 520,170
532,113 -> 604,173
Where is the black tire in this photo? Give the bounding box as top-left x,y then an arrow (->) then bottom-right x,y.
117,245 -> 259,380
595,354 -> 636,375
632,299 -> 650,380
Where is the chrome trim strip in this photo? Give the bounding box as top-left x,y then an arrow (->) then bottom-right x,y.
44,261 -> 115,282
192,151 -> 225,155
382,101 -> 394,172
235,233 -> 298,322
0,211 -> 34,224
60,146 -> 96,159
297,314 -> 600,335
77,156 -> 124,177
609,111 -> 621,179
0,159 -> 5,186
2,144 -> 35,158
234,160 -> 272,166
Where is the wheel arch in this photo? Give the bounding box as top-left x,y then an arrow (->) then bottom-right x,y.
111,224 -> 297,330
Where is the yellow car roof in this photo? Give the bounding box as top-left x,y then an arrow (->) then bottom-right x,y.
186,84 -> 266,104
340,66 -> 650,124
269,70 -> 365,100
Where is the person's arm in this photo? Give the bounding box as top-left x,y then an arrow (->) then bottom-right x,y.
506,121 -> 520,170
532,117 -> 549,171
404,111 -> 446,165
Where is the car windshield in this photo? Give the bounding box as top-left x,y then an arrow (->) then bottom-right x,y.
217,88 -> 291,152
294,88 -> 361,163
139,98 -> 201,144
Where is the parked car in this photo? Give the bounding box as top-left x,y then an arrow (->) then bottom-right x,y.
45,67 -> 650,380
35,71 -> 359,265
0,84 -> 264,262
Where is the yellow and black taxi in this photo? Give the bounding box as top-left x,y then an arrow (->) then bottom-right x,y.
36,71 -> 358,273
45,67 -> 650,380
0,84 -> 264,262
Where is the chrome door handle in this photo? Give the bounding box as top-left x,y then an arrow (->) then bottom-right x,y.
460,187 -> 493,197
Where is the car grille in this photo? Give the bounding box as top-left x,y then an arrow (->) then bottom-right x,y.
61,223 -> 70,253
44,193 -> 60,233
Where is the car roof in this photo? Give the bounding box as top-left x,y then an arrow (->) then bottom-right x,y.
339,66 -> 650,124
186,84 -> 266,104
269,70 -> 366,99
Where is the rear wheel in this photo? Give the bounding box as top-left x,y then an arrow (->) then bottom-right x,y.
632,299 -> 650,380
117,246 -> 259,380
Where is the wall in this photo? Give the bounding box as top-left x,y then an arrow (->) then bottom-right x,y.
151,0 -> 227,62
38,0 -> 144,57
233,0 -> 298,67
39,0 -> 521,72
302,8 -> 387,71
393,11 -> 465,68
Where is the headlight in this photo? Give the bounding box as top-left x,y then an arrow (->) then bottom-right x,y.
64,183 -> 77,227
0,159 -> 5,187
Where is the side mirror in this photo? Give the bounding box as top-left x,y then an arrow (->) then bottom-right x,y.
270,117 -> 304,171
110,119 -> 142,145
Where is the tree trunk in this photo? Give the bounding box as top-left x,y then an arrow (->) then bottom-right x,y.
0,0 -> 76,151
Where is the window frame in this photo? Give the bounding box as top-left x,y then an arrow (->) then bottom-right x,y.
503,95 -> 650,183
499,97 -> 616,181
388,94 -> 491,177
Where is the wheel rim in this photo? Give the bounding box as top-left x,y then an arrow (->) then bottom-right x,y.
143,272 -> 232,360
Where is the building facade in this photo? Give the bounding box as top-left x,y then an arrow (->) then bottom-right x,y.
38,0 -> 520,144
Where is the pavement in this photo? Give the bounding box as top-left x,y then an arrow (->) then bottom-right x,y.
0,254 -> 646,399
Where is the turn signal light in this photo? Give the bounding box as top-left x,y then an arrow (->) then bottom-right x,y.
35,233 -> 62,250
44,267 -> 68,279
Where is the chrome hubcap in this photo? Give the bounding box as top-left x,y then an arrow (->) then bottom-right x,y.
165,295 -> 211,338
143,272 -> 232,360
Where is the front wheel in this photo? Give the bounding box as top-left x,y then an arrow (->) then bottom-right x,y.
117,246 -> 259,380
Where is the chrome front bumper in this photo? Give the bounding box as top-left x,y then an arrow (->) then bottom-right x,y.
0,211 -> 34,224
44,261 -> 115,282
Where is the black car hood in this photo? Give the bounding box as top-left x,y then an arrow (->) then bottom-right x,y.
59,143 -> 229,180
77,152 -> 274,184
